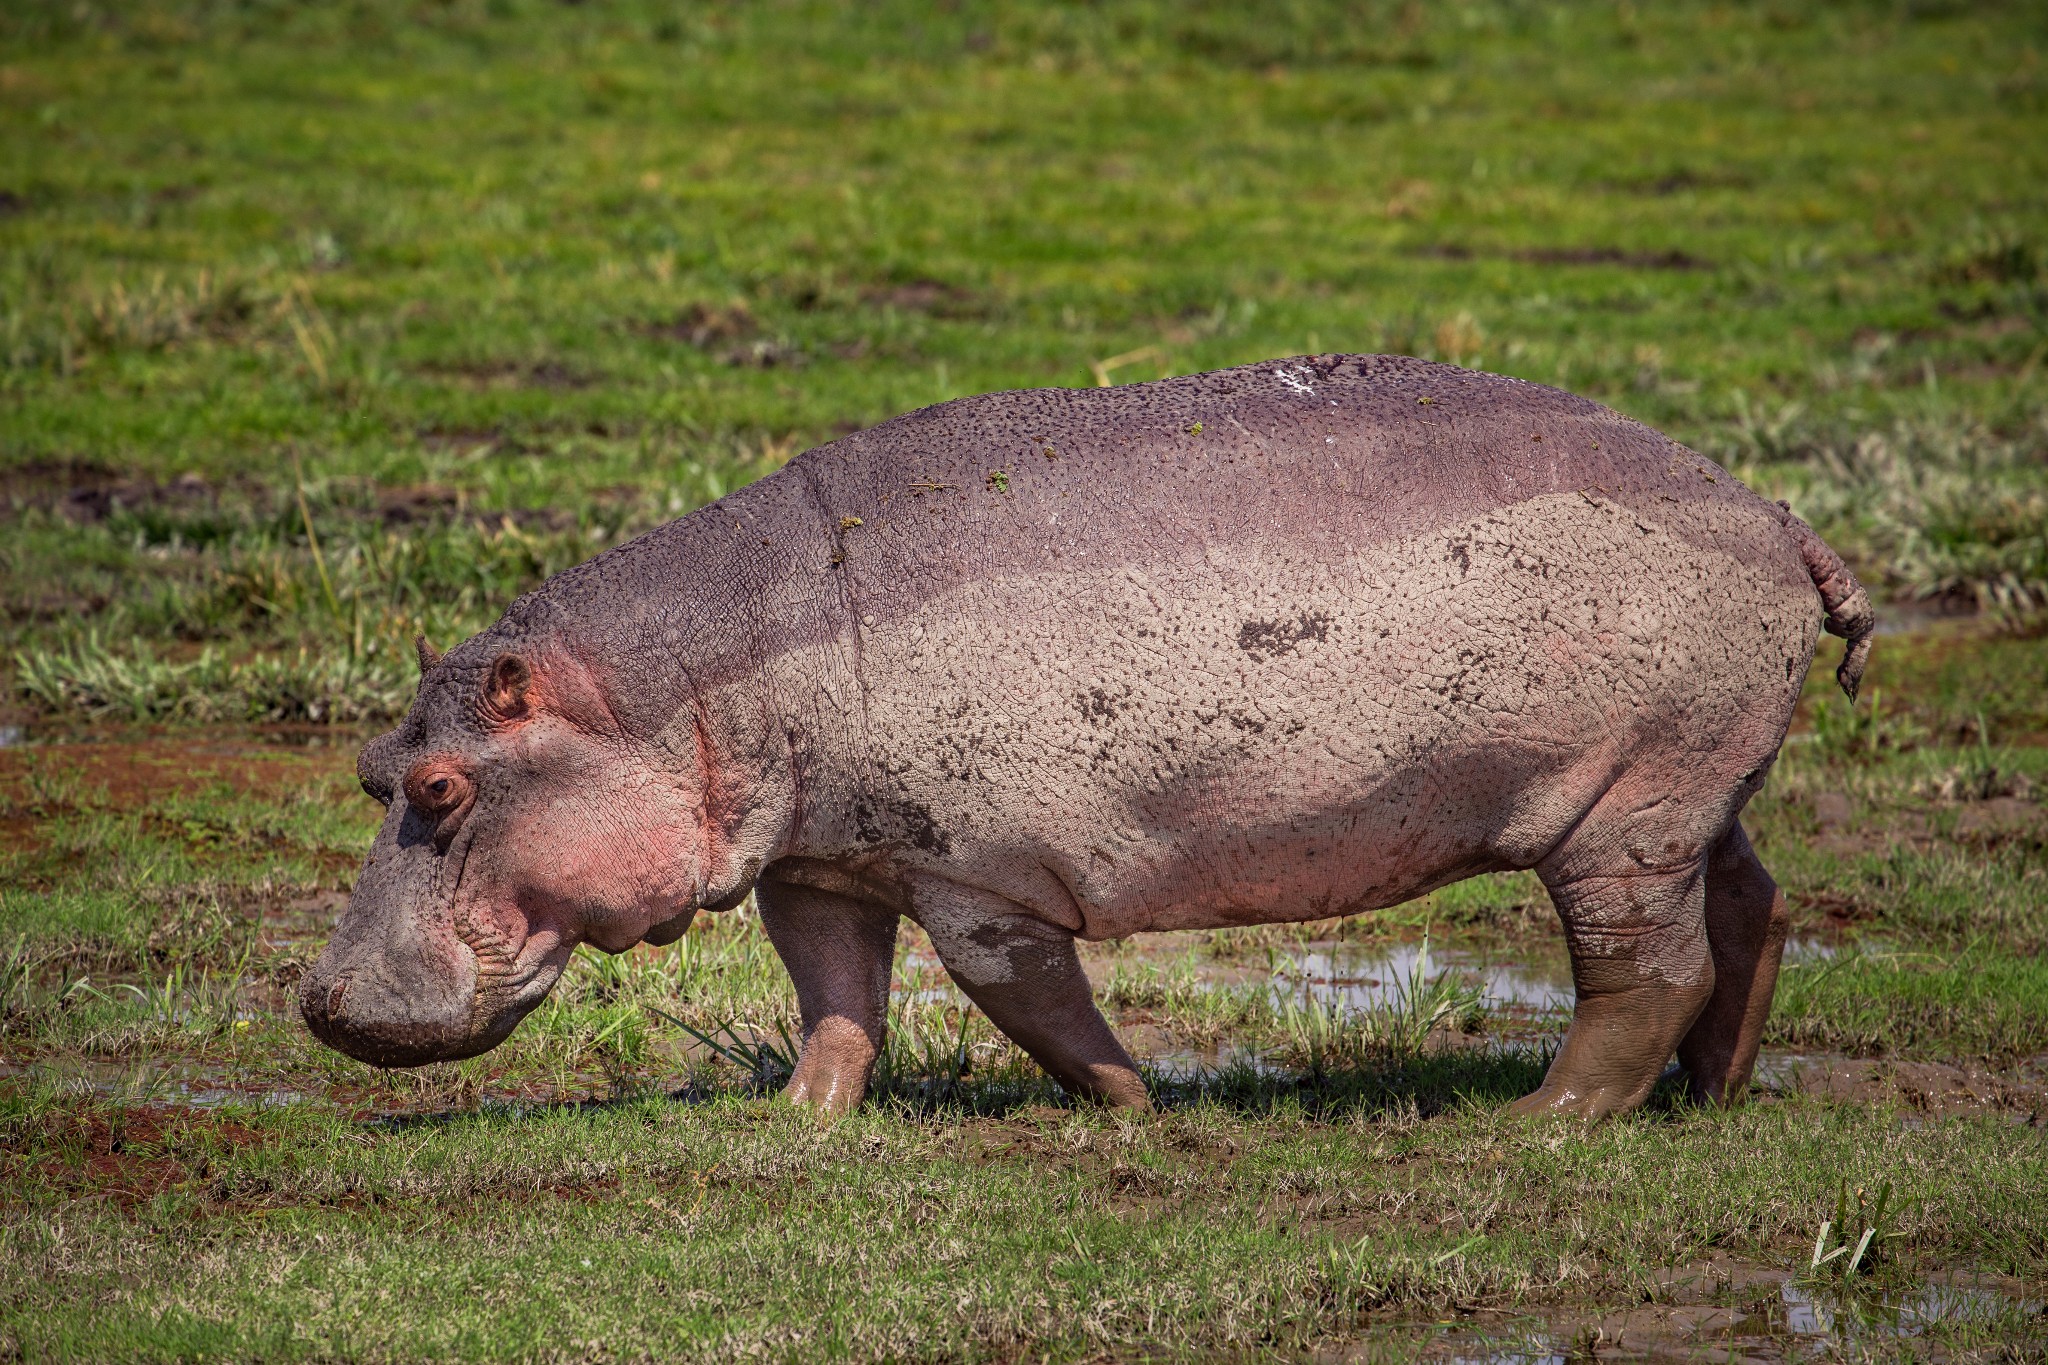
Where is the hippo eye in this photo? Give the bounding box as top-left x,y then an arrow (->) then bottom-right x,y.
403,759 -> 474,837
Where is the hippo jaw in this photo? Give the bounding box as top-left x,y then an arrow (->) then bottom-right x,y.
300,643 -> 727,1069
299,786 -> 586,1067
300,927 -> 576,1068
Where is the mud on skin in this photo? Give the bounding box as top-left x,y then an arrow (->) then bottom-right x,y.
304,356 -> 1874,1121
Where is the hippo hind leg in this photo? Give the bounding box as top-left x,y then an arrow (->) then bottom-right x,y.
1676,821 -> 1790,1105
1512,766 -> 1756,1119
1512,859 -> 1714,1120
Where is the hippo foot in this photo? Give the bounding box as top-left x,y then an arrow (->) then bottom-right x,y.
1678,1055 -> 1762,1108
1507,1076 -> 1656,1122
757,881 -> 897,1117
1655,1058 -> 1750,1109
1680,1070 -> 1750,1108
911,880 -> 1156,1115
1069,1062 -> 1152,1112
780,1015 -> 877,1115
1506,977 -> 1712,1123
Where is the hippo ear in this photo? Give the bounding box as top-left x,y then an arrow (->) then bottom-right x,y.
414,634 -> 442,675
477,649 -> 618,734
482,653 -> 534,724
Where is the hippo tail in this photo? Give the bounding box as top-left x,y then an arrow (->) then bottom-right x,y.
1776,502 -> 1875,701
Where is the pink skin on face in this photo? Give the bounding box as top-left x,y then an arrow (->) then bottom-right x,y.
302,678 -> 716,1069
456,713 -> 706,975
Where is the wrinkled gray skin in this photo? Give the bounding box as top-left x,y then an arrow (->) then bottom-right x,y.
303,356 -> 1873,1118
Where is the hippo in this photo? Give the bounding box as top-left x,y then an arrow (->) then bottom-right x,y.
301,355 -> 1873,1120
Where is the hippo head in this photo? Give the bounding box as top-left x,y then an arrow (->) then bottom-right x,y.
301,638 -> 715,1067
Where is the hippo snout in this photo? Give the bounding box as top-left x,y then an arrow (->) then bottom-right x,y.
299,941 -> 484,1068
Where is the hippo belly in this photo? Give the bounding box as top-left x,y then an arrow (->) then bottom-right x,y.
862,487 -> 1818,939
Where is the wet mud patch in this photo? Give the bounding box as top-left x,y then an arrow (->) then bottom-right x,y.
1606,166 -> 1756,196
0,729 -> 364,890
362,482 -> 600,533
858,278 -> 983,316
1414,243 -> 1712,270
414,425 -> 502,455
1759,1053 -> 2048,1124
370,482 -> 465,524
0,459 -> 244,525
633,300 -> 758,347
0,727 -> 361,805
413,358 -> 601,390
2,1049 -> 709,1133
3,1097 -> 277,1210
1792,787 -> 2043,862
631,301 -> 813,367
1952,794 -> 2045,841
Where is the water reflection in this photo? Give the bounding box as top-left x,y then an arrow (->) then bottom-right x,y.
1778,1275 -> 2039,1340
1410,1273 -> 2038,1362
1277,942 -> 1570,1014
1,1058 -> 307,1110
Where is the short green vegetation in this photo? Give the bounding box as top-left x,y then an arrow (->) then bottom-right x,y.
4,0 -> 2046,718
2,1 -> 2045,1360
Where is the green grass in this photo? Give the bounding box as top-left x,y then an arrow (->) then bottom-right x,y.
3,0 -> 2047,717
1,2 -> 2045,1359
1,629 -> 2043,1359
2,1082 -> 2043,1361
1772,946 -> 2048,1060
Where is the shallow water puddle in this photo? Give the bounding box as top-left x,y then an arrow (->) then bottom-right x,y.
0,1053 -> 701,1122
1787,1275 -> 2044,1342
893,930 -> 1917,1082
1273,935 -> 1838,1020
1339,1269 -> 2044,1362
0,1057 -> 309,1110
1276,942 -> 1570,1015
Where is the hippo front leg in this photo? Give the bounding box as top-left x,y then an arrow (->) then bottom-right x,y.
756,879 -> 899,1114
911,880 -> 1150,1110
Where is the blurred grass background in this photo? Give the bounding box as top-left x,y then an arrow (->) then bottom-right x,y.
2,0 -> 2044,723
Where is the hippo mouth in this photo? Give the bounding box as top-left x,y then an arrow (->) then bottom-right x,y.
301,814 -> 578,1068
302,920 -> 573,1068
465,907 -> 578,1030
302,966 -> 476,1067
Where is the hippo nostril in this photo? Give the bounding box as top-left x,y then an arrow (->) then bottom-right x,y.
324,975 -> 350,1022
